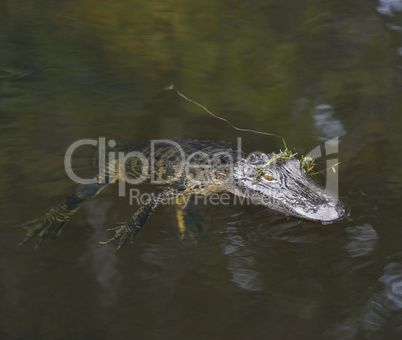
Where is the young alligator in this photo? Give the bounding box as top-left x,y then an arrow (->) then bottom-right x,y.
18,138 -> 347,249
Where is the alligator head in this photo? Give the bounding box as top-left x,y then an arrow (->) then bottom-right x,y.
225,153 -> 347,223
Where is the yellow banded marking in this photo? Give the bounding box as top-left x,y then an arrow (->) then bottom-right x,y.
175,207 -> 187,241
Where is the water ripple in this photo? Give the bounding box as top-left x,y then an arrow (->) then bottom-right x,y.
344,224 -> 378,257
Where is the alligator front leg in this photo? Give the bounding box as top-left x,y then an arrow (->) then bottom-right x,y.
17,182 -> 109,248
100,186 -> 186,250
17,159 -> 119,248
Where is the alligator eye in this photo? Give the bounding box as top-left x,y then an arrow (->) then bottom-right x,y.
262,172 -> 274,181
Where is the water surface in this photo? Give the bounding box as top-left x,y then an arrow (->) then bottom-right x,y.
1,1 -> 402,339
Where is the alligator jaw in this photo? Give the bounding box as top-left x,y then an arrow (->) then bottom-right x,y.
285,197 -> 347,224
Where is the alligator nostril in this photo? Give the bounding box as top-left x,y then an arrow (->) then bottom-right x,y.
336,201 -> 347,219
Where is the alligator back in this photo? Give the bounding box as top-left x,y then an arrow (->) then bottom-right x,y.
99,138 -> 243,185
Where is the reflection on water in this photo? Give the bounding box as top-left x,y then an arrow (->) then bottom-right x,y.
362,260 -> 402,337
254,213 -> 321,245
377,0 -> 402,16
380,262 -> 402,311
330,256 -> 402,339
222,230 -> 262,292
1,0 -> 402,338
344,224 -> 378,258
313,104 -> 346,139
81,200 -> 122,308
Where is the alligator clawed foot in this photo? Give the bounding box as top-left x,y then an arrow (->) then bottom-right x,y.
16,218 -> 42,246
15,213 -> 67,249
100,221 -> 139,250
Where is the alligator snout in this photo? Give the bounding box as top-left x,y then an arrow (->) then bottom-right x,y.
305,199 -> 347,224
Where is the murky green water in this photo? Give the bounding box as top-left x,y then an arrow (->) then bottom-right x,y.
1,1 -> 402,339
